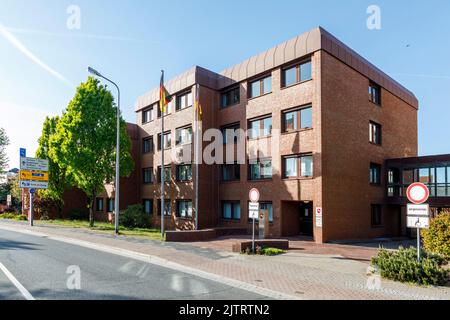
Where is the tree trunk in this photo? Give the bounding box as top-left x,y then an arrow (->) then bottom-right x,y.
89,195 -> 95,227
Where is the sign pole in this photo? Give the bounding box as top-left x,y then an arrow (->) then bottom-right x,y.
417,226 -> 420,262
252,217 -> 255,253
29,190 -> 33,227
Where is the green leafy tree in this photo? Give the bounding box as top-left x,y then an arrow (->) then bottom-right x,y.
9,175 -> 22,210
51,77 -> 134,226
36,116 -> 69,218
0,128 -> 9,175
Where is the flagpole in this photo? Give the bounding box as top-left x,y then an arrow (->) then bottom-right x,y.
161,70 -> 165,236
195,84 -> 200,230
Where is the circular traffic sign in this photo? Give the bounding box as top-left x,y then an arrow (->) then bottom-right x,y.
249,188 -> 260,203
406,183 -> 429,204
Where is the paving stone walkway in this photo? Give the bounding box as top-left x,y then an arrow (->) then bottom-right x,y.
1,220 -> 449,300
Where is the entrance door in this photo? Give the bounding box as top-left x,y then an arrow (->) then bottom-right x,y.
299,203 -> 313,236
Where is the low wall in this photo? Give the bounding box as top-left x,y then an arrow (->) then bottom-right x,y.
232,240 -> 290,253
165,227 -> 247,242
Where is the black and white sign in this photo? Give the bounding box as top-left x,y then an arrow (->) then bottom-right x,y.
316,207 -> 323,228
407,204 -> 429,229
20,157 -> 49,172
248,202 -> 259,219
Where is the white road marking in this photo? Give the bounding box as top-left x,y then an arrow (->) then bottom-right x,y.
0,261 -> 35,300
0,225 -> 299,300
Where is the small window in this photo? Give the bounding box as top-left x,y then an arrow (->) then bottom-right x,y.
283,155 -> 313,178
142,106 -> 154,124
176,200 -> 193,218
222,163 -> 240,181
248,116 -> 272,139
143,137 -> 153,154
221,123 -> 241,144
143,168 -> 153,184
282,60 -> 312,87
249,158 -> 272,180
143,199 -> 153,215
370,163 -> 382,185
249,75 -> 272,98
107,198 -> 115,213
157,199 -> 171,216
176,164 -> 192,182
222,201 -> 241,220
176,91 -> 193,111
221,87 -> 240,108
96,198 -> 104,212
176,126 -> 192,146
282,106 -> 312,132
369,81 -> 381,105
369,121 -> 382,145
157,131 -> 171,150
158,166 -> 172,183
371,204 -> 382,227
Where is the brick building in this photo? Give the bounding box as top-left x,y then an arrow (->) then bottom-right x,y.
131,26 -> 425,243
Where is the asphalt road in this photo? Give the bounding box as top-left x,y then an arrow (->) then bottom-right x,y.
0,229 -> 267,300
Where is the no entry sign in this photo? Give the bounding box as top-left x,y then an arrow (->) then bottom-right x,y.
249,188 -> 260,203
406,183 -> 430,204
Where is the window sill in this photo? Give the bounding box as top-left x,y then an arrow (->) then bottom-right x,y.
220,102 -> 240,110
281,128 -> 313,135
247,135 -> 272,141
176,216 -> 194,221
142,120 -> 155,125
248,178 -> 273,182
282,177 -> 314,181
369,142 -> 382,147
222,218 -> 242,223
175,105 -> 193,113
280,78 -> 313,90
220,180 -> 241,184
247,92 -> 272,101
369,100 -> 382,107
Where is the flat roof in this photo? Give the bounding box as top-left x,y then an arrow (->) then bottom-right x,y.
135,26 -> 418,112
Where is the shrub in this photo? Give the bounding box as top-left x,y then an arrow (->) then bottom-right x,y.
422,211 -> 450,258
68,208 -> 89,221
0,213 -> 27,221
119,204 -> 151,229
241,246 -> 285,256
371,247 -> 448,286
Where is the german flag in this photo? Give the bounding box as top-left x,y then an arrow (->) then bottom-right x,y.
160,71 -> 171,113
195,84 -> 203,123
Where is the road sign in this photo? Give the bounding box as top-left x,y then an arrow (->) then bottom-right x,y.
249,202 -> 259,219
20,170 -> 49,182
406,183 -> 430,205
20,157 -> 49,172
6,195 -> 11,206
407,216 -> 429,229
19,180 -> 49,189
249,188 -> 260,203
30,188 -> 36,194
316,207 -> 323,228
407,204 -> 429,229
20,148 -> 26,157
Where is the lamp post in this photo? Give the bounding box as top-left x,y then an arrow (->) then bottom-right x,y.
87,66 -> 120,235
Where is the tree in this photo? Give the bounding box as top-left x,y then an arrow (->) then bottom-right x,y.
36,116 -> 69,218
0,128 -> 9,175
51,77 -> 134,226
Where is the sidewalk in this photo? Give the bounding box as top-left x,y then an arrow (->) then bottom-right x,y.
0,220 -> 449,300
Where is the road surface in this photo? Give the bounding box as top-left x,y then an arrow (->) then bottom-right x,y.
0,228 -> 268,300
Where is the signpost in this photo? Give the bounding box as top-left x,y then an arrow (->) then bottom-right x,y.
249,188 -> 260,253
6,195 -> 11,207
316,207 -> 323,228
19,150 -> 49,227
406,183 -> 430,262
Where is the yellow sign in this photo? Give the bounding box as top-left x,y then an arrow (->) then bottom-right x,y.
20,170 -> 49,182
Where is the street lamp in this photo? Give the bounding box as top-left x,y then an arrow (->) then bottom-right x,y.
88,66 -> 121,235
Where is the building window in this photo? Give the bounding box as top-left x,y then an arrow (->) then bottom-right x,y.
143,199 -> 153,215
249,75 -> 272,98
282,106 -> 312,132
176,164 -> 192,182
143,136 -> 153,154
176,126 -> 192,146
222,163 -> 240,181
157,131 -> 171,150
249,158 -> 272,180
282,60 -> 312,87
369,81 -> 381,105
371,204 -> 382,227
107,198 -> 115,213
176,91 -> 193,111
157,200 -> 171,216
143,168 -> 153,184
282,154 -> 313,178
369,121 -> 382,145
142,106 -> 154,124
248,116 -> 272,139
221,87 -> 240,108
176,200 -> 193,218
221,123 -> 241,144
222,201 -> 241,220
157,100 -> 172,118
370,163 -> 382,185
158,166 -> 172,183
96,198 -> 104,212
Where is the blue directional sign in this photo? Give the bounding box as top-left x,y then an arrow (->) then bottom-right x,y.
20,148 -> 26,157
30,188 -> 36,194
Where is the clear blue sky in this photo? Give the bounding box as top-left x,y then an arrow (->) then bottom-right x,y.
1,0 -> 449,168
